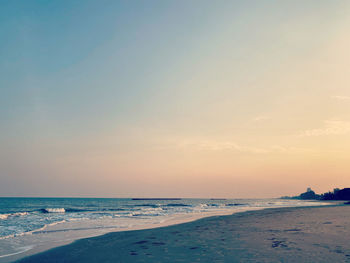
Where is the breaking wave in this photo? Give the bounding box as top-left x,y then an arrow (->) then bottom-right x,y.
0,212 -> 28,220
40,208 -> 66,213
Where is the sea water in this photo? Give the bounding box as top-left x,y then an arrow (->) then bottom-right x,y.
0,197 -> 329,261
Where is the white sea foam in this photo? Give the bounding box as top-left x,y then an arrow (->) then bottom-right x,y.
0,245 -> 34,258
0,214 -> 9,220
0,212 -> 28,220
44,208 -> 66,213
0,231 -> 27,240
0,219 -> 67,240
30,220 -> 67,234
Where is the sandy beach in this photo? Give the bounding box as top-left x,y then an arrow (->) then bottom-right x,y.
15,204 -> 350,263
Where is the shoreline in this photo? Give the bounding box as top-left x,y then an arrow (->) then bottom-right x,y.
0,206 -> 253,262
12,201 -> 347,263
1,205 -> 275,263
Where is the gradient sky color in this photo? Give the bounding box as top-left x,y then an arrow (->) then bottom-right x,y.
1,0 -> 350,198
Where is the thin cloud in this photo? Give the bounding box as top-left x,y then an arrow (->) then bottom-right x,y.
177,140 -> 269,154
253,116 -> 271,122
270,145 -> 315,154
177,140 -> 311,155
298,120 -> 350,137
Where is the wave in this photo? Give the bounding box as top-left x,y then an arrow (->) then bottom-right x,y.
65,208 -> 89,213
2,207 -> 127,218
30,202 -> 244,217
102,208 -> 126,211
133,204 -> 160,208
0,214 -> 9,220
40,208 -> 66,213
198,203 -> 221,208
0,219 -> 67,240
165,204 -> 191,207
38,207 -> 127,214
131,212 -> 162,217
0,212 -> 29,220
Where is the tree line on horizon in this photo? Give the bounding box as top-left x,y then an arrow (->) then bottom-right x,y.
282,187 -> 350,201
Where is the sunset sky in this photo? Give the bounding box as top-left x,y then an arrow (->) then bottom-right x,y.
1,0 -> 350,198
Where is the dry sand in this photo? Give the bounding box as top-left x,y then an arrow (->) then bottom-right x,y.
16,204 -> 350,263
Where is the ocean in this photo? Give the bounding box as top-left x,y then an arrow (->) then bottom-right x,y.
0,197 -> 328,260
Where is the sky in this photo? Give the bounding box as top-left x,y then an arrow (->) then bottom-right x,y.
1,0 -> 350,198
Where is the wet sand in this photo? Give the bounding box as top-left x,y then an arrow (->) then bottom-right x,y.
16,205 -> 350,263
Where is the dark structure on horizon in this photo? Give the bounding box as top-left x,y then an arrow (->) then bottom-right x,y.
321,188 -> 350,200
299,188 -> 320,200
282,187 -> 350,201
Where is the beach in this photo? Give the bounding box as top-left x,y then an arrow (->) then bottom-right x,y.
15,204 -> 350,263
3,1 -> 350,262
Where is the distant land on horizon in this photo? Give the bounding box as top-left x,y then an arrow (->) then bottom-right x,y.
282,187 -> 350,201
